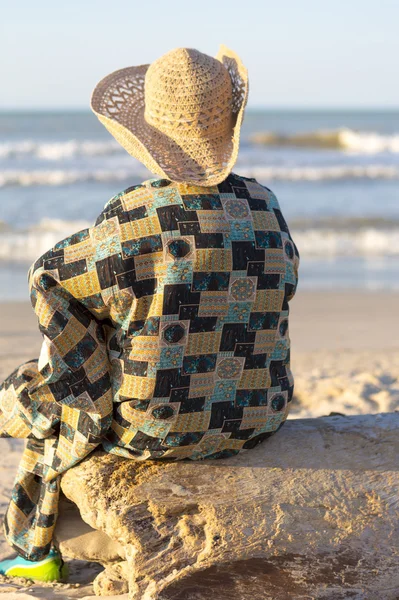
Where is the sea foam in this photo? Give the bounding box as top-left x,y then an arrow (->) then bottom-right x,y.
239,165 -> 399,181
1,129 -> 399,161
0,219 -> 91,263
250,128 -> 399,153
0,140 -> 122,160
0,169 -> 145,187
1,164 -> 399,188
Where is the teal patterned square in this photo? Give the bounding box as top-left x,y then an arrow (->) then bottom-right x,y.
150,188 -> 183,209
255,414 -> 284,434
209,380 -> 237,404
229,220 -> 255,241
159,346 -> 184,369
153,187 -> 182,201
94,235 -> 122,261
266,191 -> 280,209
283,262 -> 296,285
218,302 -> 252,325
140,420 -> 172,438
86,256 -> 97,272
271,340 -> 289,360
147,191 -> 183,216
146,203 -> 157,216
223,231 -> 232,249
164,261 -> 193,285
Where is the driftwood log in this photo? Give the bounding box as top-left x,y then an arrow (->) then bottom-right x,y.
57,413 -> 399,599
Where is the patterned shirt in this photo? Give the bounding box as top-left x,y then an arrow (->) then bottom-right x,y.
0,171 -> 299,560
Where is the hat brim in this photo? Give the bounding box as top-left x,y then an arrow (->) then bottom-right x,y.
90,45 -> 248,187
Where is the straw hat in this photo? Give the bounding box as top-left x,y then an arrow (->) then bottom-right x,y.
91,45 -> 249,187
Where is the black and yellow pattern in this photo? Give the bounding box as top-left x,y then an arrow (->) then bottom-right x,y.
0,171 -> 299,560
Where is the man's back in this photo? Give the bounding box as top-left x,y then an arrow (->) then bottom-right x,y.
1,170 -> 299,563
84,170 -> 300,460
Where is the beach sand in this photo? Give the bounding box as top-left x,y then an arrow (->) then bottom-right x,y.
0,291 -> 398,598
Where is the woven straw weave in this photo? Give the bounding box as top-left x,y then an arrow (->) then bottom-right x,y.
91,45 -> 248,186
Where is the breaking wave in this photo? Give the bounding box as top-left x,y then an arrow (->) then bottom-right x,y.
0,169 -> 148,187
292,228 -> 399,258
1,129 -> 399,162
1,218 -> 399,263
0,219 -> 91,263
0,139 -> 122,160
1,164 -> 399,188
249,128 -> 399,153
239,165 -> 399,181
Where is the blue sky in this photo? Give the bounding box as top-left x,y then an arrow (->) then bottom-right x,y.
1,0 -> 398,109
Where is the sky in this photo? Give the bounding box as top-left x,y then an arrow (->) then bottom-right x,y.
1,0 -> 398,110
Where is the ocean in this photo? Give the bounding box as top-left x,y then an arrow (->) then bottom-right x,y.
0,109 -> 398,301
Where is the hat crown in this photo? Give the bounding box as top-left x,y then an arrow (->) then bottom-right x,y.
144,47 -> 233,139
91,44 -> 249,186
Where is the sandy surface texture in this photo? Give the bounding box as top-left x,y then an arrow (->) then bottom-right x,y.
0,291 -> 398,598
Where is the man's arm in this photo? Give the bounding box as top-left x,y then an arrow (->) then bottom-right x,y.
26,221 -> 116,480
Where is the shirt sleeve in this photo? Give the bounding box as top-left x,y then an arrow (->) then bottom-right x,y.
259,183 -> 300,301
24,221 -> 115,481
291,238 -> 300,298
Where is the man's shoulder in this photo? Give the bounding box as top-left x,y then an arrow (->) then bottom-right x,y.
95,177 -> 176,223
225,171 -> 276,195
223,172 -> 280,210
94,174 -> 281,229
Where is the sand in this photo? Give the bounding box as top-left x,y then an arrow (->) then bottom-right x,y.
0,291 -> 398,598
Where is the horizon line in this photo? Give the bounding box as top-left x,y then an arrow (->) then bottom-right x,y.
0,105 -> 398,113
